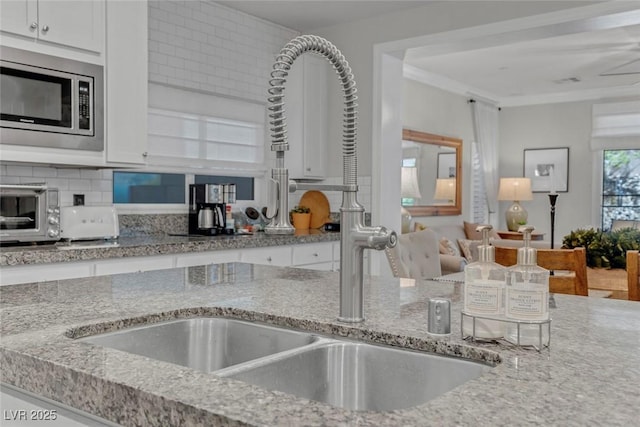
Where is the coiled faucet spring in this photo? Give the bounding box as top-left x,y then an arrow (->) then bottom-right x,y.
267,35 -> 358,185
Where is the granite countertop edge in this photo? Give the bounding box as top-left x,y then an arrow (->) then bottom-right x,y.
0,231 -> 340,266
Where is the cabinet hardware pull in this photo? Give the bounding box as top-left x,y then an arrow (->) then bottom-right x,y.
267,256 -> 272,262
42,25 -> 49,32
30,22 -> 38,30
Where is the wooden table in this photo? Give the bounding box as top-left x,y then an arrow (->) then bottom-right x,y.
497,230 -> 545,240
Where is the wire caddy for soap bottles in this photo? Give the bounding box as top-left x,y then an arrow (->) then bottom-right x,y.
461,311 -> 551,352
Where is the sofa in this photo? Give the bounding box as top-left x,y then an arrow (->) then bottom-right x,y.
416,221 -> 550,275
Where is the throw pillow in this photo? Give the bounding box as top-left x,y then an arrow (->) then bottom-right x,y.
463,221 -> 501,240
458,239 -> 481,262
458,238 -> 499,262
439,237 -> 460,257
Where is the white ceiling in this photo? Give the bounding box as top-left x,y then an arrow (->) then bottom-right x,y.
217,1 -> 640,105
216,1 -> 428,33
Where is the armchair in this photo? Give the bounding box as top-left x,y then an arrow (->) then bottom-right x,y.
385,229 -> 442,279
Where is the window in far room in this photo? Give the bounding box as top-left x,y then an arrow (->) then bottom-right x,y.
602,149 -> 640,230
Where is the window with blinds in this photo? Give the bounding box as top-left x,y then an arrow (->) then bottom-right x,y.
146,83 -> 267,175
147,109 -> 264,172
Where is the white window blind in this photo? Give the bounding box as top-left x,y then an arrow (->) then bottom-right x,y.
591,101 -> 640,150
147,83 -> 266,175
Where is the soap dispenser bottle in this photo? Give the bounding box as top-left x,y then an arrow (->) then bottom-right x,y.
463,224 -> 506,339
504,225 -> 550,346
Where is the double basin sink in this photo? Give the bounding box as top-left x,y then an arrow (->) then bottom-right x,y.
81,318 -> 490,412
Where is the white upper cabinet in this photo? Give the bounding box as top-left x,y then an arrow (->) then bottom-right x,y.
0,0 -> 104,54
0,0 -> 38,38
104,0 -> 148,165
286,54 -> 329,180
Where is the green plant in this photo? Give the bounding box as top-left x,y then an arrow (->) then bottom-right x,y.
562,227 -> 640,268
290,205 -> 310,214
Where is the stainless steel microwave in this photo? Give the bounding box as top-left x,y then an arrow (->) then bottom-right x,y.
0,46 -> 104,151
0,183 -> 60,244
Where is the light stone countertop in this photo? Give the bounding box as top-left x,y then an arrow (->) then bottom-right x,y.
1,263 -> 639,426
0,231 -> 340,266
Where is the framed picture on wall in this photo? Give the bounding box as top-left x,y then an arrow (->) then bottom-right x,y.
523,147 -> 569,192
437,152 -> 456,178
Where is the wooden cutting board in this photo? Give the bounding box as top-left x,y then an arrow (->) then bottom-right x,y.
299,191 -> 331,229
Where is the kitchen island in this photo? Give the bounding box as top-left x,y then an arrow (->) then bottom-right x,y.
1,262 -> 639,426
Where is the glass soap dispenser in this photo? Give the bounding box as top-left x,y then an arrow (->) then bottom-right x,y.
505,225 -> 550,346
463,224 -> 506,339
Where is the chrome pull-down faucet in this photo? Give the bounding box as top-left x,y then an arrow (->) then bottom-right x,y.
264,35 -> 397,322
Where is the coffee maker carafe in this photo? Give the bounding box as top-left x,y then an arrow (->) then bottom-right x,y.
189,184 -> 227,235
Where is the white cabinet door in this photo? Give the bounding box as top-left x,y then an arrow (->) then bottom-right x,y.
94,255 -> 174,276
292,242 -> 333,266
36,0 -> 104,53
0,261 -> 95,286
302,54 -> 328,178
104,0 -> 148,165
286,55 -> 329,180
175,250 -> 240,268
0,0 -> 38,39
241,246 -> 292,267
1,0 -> 104,53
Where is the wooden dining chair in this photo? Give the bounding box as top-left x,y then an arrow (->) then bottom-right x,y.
494,246 -> 589,296
627,250 -> 640,301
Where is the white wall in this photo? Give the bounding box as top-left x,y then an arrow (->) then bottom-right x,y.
312,1 -> 594,178
499,95 -> 640,243
402,79 -> 475,227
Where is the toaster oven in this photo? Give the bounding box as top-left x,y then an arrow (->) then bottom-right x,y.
0,183 -> 60,244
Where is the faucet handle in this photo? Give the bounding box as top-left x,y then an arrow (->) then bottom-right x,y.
264,178 -> 279,219
367,227 -> 397,250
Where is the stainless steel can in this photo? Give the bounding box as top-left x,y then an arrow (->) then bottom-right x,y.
428,297 -> 451,335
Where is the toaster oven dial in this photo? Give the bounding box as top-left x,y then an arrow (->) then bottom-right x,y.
48,216 -> 59,225
48,229 -> 60,238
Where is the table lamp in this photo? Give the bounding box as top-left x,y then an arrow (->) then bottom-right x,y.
433,178 -> 456,204
400,167 -> 422,233
497,177 -> 533,231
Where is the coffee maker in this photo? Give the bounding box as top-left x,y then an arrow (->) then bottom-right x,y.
188,184 -> 233,235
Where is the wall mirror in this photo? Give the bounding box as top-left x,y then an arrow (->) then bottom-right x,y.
401,128 -> 462,216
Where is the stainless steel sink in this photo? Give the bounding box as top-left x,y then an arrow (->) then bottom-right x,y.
80,318 -> 317,373
81,317 -> 491,412
220,341 -> 490,411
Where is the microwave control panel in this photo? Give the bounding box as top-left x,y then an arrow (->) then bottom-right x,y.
78,80 -> 91,130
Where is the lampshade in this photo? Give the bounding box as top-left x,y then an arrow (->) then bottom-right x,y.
497,177 -> 533,201
433,178 -> 456,202
497,177 -> 533,231
401,167 -> 422,199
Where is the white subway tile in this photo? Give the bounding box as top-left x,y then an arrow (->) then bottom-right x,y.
59,191 -> 74,207
0,176 -> 20,184
91,179 -> 111,192
0,165 -> 6,176
42,178 -> 69,190
57,168 -> 81,179
7,165 -> 33,176
80,169 -> 102,179
68,179 -> 91,191
32,167 -> 57,178
85,192 -> 103,205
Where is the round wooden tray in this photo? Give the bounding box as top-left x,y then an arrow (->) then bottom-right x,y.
299,190 -> 331,229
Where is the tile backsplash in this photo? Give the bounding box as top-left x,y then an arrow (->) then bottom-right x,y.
0,165 -> 113,207
0,164 -> 372,214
